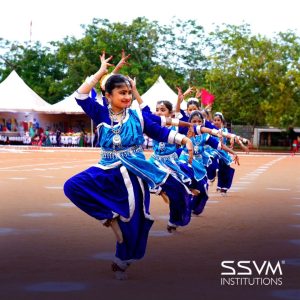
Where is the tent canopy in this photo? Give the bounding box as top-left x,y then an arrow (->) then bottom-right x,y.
0,72 -> 186,115
132,76 -> 186,112
0,70 -> 52,112
48,92 -> 85,114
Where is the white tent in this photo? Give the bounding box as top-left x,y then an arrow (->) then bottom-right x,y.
0,70 -> 52,112
48,91 -> 108,114
49,92 -> 85,114
132,76 -> 187,112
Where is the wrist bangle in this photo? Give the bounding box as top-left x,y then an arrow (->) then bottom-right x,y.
161,116 -> 167,127
85,75 -> 99,87
211,129 -> 219,135
171,118 -> 180,126
174,133 -> 185,145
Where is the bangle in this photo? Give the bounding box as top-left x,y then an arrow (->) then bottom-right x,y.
211,129 -> 219,135
75,90 -> 89,100
85,75 -> 99,87
171,118 -> 180,126
174,133 -> 185,144
161,116 -> 167,127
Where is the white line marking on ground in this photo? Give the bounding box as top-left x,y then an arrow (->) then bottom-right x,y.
25,282 -> 87,292
289,240 -> 300,245
0,159 -> 95,170
289,225 -> 300,228
22,212 -> 54,217
53,203 -> 75,207
45,186 -> 63,189
207,200 -> 220,204
92,252 -> 115,260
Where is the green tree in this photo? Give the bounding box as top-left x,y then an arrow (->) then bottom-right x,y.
155,19 -> 209,88
205,24 -> 300,127
0,40 -> 66,104
55,17 -> 165,95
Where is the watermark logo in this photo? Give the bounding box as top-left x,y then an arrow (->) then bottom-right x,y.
220,260 -> 285,286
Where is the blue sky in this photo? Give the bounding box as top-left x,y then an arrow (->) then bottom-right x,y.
1,0 -> 299,44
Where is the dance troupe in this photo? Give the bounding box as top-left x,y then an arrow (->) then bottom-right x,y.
64,51 -> 250,280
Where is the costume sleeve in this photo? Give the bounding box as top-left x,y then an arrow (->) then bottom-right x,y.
140,105 -> 168,126
143,114 -> 177,143
140,103 -> 152,114
178,126 -> 189,135
75,95 -> 109,126
204,119 -> 218,129
206,135 -> 221,150
141,109 -> 163,125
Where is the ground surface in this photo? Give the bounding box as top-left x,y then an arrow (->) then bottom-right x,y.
0,147 -> 299,300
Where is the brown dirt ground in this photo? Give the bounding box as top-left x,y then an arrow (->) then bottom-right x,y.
0,147 -> 299,300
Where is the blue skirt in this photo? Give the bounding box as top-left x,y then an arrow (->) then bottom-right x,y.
64,165 -> 154,261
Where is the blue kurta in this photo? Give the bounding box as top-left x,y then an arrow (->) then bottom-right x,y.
149,126 -> 191,184
139,104 -> 192,227
179,133 -> 219,181
178,133 -> 220,215
64,96 -> 175,262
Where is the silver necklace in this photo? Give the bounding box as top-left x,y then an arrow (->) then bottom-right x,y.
109,108 -> 126,148
194,136 -> 201,153
158,142 -> 165,152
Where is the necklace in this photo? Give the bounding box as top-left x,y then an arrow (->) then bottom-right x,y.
194,135 -> 201,153
109,108 -> 126,148
158,142 -> 165,152
109,108 -> 125,122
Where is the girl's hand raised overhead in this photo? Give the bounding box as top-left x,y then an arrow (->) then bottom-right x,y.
99,51 -> 114,74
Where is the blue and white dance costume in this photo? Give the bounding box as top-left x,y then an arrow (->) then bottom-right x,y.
149,130 -> 191,185
179,128 -> 221,215
176,109 -> 216,129
138,103 -> 192,228
214,127 -> 235,192
64,93 -> 191,265
140,103 -> 191,184
176,109 -> 216,155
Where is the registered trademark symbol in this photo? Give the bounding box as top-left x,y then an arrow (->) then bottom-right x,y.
281,260 -> 285,264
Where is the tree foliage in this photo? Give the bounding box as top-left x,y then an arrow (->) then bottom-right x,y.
205,24 -> 300,127
0,19 -> 299,127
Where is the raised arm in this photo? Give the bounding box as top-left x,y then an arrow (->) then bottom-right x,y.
112,49 -> 131,74
175,87 -> 184,113
78,51 -> 113,94
175,86 -> 194,113
128,76 -> 143,106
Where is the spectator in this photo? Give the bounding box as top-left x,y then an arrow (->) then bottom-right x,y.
56,128 -> 62,147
